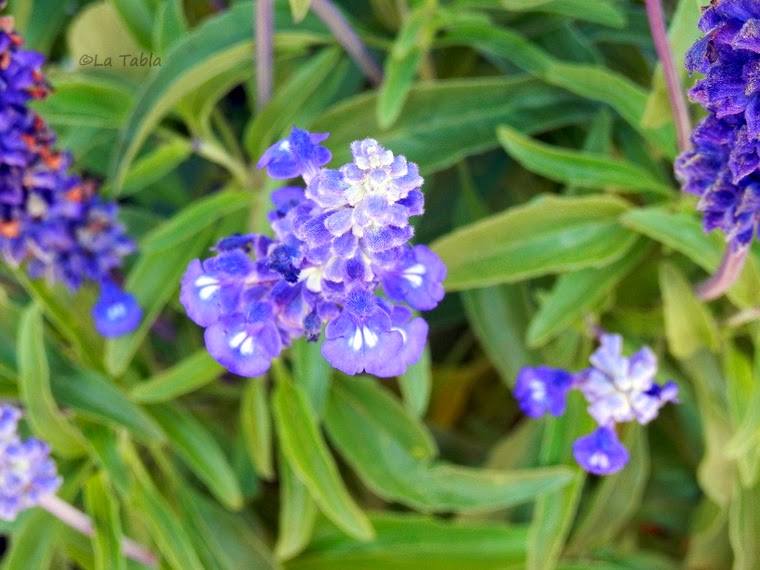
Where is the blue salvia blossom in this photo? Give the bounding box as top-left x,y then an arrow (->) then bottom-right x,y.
675,0 -> 760,249
0,15 -> 140,337
0,403 -> 61,520
181,127 -> 446,378
514,334 -> 678,475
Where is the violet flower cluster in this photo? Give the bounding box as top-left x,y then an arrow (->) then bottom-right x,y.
181,127 -> 445,378
0,404 -> 60,520
675,0 -> 760,250
514,334 -> 678,475
0,16 -> 140,337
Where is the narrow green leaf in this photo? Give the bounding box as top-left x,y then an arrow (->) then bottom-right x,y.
244,47 -> 343,159
147,404 -> 244,510
461,284 -> 537,386
291,337 -> 334,418
398,345 -> 432,418
729,477 -> 760,570
276,448 -> 318,560
288,0 -> 312,22
140,190 -> 250,252
432,194 -> 636,290
153,0 -> 188,55
272,366 -> 374,541
497,126 -> 672,195
287,514 -> 530,570
129,448 -> 205,570
105,230 -> 212,376
130,350 -> 223,403
500,0 -> 626,27
659,262 -> 719,360
121,137 -> 192,196
527,240 -> 651,347
109,2 -> 254,193
567,426 -> 650,555
241,378 -> 275,480
17,304 -> 86,457
109,0 -> 154,48
82,424 -> 132,497
313,77 -> 593,175
85,472 -> 126,570
51,368 -> 164,444
377,47 -> 423,129
1,509 -> 59,570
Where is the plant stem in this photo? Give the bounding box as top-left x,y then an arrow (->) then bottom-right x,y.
39,494 -> 158,567
696,246 -> 749,301
310,0 -> 383,86
644,0 -> 691,154
255,0 -> 274,111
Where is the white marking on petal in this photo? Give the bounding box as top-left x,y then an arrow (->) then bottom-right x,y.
392,327 -> 407,343
194,276 -> 219,287
588,452 -> 610,470
198,285 -> 220,300
107,304 -> 127,321
351,328 -> 364,352
240,337 -> 255,356
229,331 -> 247,349
362,327 -> 378,348
403,263 -> 426,288
195,275 -> 221,300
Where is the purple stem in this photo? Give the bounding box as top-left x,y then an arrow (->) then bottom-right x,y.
644,0 -> 692,154
255,0 -> 274,111
696,246 -> 749,301
39,495 -> 158,567
310,0 -> 383,86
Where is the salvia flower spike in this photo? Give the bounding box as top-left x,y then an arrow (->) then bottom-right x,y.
0,15 -> 140,336
513,333 -> 678,475
181,127 -> 446,378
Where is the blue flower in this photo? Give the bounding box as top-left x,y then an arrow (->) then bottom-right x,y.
257,127 -> 331,182
678,0 -> 760,249
512,333 -> 676,475
0,403 -> 61,521
0,20 -> 140,336
91,279 -> 142,337
182,130 -> 445,378
572,426 -> 629,476
514,366 -> 575,418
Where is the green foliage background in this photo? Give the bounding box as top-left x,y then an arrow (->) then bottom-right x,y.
0,0 -> 753,568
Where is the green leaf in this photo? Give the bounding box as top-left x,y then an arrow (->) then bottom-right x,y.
8,0 -> 68,53
1,509 -> 59,570
105,229 -> 212,376
729,477 -> 760,570
85,472 -> 126,570
288,0 -> 312,22
291,337 -> 334,418
324,376 -> 572,511
398,345 -> 432,418
82,424 -> 132,497
377,48 -> 423,129
147,404 -> 244,510
276,448 -> 318,560
130,350 -> 223,403
659,262 -> 719,360
622,207 -> 760,309
287,514 -> 530,570
120,137 -> 192,196
153,0 -> 188,55
108,2 -> 255,194
527,240 -> 652,347
566,426 -> 650,555
31,72 -> 134,128
272,365 -> 374,541
53,369 -> 165,443
432,194 -> 636,290
17,304 -> 86,457
140,190 -> 250,252
244,47 -> 343,159
499,0 -> 626,27
313,77 -> 593,175
178,485 -> 280,570
497,126 -> 672,195
129,447 -> 205,570
461,283 -> 537,386
241,378 -> 275,480
109,0 -> 154,48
